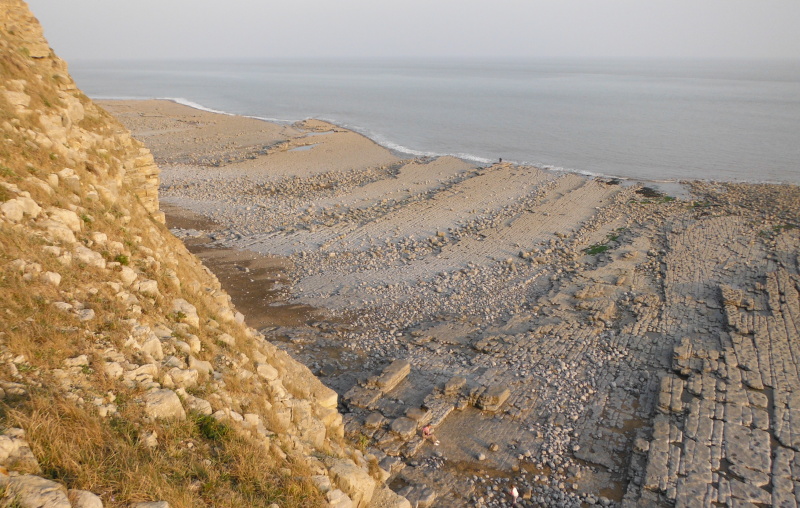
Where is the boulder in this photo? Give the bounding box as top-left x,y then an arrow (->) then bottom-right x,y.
3,90 -> 30,110
47,207 -> 82,232
291,399 -> 326,448
344,386 -> 382,409
41,220 -> 76,244
143,389 -> 186,420
184,395 -> 213,416
171,299 -> 200,328
68,489 -> 104,508
168,368 -> 199,389
58,92 -> 85,125
17,196 -> 41,218
312,474 -> 332,494
119,266 -> 138,286
476,385 -> 510,412
217,333 -> 236,347
409,486 -> 437,508
89,232 -> 107,245
364,412 -> 385,429
186,335 -> 202,354
1,475 -> 71,508
56,169 -> 81,194
327,489 -> 354,508
0,428 -> 40,472
316,406 -> 343,429
444,376 -> 467,396
103,361 -> 123,379
140,336 -> 164,361
0,382 -> 28,400
329,459 -> 375,508
188,356 -> 213,378
390,417 -> 418,439
256,362 -> 279,381
73,246 -> 106,269
139,431 -> 158,449
405,407 -> 430,423
137,279 -> 160,298
40,271 -> 61,286
370,486 -> 412,508
314,383 -> 339,410
77,308 -> 96,321
1,198 -> 24,222
374,359 -> 411,392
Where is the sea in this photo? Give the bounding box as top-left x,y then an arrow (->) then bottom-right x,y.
69,58 -> 800,185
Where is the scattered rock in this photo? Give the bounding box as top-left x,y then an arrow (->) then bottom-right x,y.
1,475 -> 71,508
143,389 -> 186,420
390,417 -> 417,439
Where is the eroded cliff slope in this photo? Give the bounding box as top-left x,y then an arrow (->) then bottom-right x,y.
0,1 -> 405,506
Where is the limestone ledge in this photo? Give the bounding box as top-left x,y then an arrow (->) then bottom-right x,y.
635,269 -> 800,507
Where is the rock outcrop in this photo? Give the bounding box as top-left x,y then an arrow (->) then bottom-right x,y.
0,1 -> 405,506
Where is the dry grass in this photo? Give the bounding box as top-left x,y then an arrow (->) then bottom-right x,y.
0,223 -> 130,369
1,392 -> 324,507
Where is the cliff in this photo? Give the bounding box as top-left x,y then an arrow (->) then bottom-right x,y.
0,1 -> 407,506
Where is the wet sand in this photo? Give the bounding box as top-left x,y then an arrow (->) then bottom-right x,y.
102,99 -> 800,508
160,203 -> 321,329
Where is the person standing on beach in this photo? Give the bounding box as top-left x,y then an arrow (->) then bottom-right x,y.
510,484 -> 519,504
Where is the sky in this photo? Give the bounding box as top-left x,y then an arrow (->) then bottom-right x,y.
25,0 -> 800,62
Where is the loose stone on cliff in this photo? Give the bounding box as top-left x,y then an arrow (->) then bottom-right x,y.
144,389 -> 186,420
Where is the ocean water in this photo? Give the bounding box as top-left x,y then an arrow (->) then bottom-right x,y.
70,59 -> 800,184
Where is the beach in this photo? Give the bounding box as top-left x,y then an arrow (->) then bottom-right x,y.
102,99 -> 800,507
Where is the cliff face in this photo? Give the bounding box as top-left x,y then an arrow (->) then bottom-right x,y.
0,1 -> 161,219
0,1 -> 405,506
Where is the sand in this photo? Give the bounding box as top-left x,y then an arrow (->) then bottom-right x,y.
101,99 -> 800,507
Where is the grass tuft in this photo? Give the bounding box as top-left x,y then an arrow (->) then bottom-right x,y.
191,412 -> 231,442
583,244 -> 610,256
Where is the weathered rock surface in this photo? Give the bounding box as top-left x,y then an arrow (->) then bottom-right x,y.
0,474 -> 72,508
329,458 -> 376,508
143,389 -> 186,420
0,2 -> 408,506
68,490 -> 104,508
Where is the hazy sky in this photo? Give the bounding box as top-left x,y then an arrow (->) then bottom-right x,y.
25,0 -> 800,62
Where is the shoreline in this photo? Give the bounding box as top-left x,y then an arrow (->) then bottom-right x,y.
103,98 -> 800,507
96,96 -> 794,190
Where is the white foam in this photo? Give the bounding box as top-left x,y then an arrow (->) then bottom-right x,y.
378,139 -> 441,158
87,94 -> 239,117
145,97 -> 294,124
245,115 -> 295,124
453,153 -> 494,164
538,164 -> 609,179
330,122 -> 496,165
162,97 -> 233,116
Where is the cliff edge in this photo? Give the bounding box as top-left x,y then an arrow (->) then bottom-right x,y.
0,1 -> 406,506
